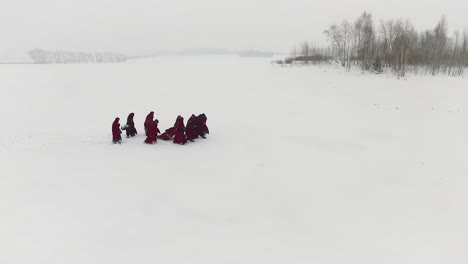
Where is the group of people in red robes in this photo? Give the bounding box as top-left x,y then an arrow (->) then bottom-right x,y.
112,111 -> 209,145
158,113 -> 209,145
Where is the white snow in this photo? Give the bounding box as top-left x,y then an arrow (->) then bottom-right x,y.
1,56 -> 468,264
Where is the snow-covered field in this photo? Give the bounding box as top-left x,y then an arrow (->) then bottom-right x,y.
1,56 -> 468,264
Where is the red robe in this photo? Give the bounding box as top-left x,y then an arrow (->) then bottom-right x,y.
159,115 -> 183,141
159,127 -> 176,141
144,111 -> 154,135
185,114 -> 199,141
144,121 -> 160,144
196,114 -> 209,137
173,116 -> 186,145
126,113 -> 137,137
112,118 -> 122,143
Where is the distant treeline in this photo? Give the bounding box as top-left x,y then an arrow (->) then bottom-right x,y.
28,49 -> 127,64
275,55 -> 333,65
286,12 -> 468,76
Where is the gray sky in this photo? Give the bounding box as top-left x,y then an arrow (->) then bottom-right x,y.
1,0 -> 467,58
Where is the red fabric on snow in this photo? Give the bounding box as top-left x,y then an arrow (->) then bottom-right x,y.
159,127 -> 176,140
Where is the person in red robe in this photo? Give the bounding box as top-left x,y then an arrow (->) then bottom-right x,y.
112,117 -> 122,144
144,111 -> 154,136
185,114 -> 199,142
173,115 -> 186,145
125,113 -> 137,138
159,127 -> 175,141
196,113 -> 209,139
144,119 -> 160,144
159,115 -> 181,141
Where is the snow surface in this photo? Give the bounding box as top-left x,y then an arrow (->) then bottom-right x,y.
1,56 -> 468,264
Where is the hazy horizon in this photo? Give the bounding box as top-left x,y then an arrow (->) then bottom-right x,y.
2,0 -> 468,59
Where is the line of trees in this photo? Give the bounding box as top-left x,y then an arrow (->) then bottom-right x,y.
28,49 -> 127,64
291,12 -> 468,76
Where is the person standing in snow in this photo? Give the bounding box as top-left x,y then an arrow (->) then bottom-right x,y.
173,115 -> 187,145
185,114 -> 199,142
112,117 -> 122,144
125,113 -> 137,138
196,113 -> 209,139
144,111 -> 154,136
144,119 -> 160,144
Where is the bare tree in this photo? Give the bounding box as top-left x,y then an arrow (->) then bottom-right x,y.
325,24 -> 345,66
430,16 -> 448,75
300,41 -> 310,57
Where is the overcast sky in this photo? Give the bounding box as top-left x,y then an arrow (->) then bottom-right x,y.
1,0 -> 467,58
